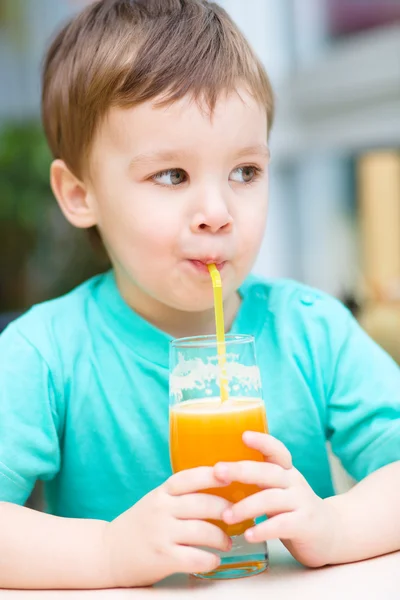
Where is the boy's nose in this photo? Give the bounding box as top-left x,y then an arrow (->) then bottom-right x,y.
190,194 -> 233,234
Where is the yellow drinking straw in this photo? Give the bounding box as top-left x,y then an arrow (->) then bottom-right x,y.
207,264 -> 229,402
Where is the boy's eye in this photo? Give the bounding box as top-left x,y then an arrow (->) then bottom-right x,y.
230,166 -> 260,184
152,168 -> 187,186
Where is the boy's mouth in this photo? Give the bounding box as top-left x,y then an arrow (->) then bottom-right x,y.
188,259 -> 227,274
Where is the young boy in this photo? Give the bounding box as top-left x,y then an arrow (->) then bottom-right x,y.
0,0 -> 399,590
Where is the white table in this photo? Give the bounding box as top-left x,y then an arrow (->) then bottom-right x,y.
0,541 -> 398,600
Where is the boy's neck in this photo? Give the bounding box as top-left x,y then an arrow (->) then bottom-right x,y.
114,272 -> 241,338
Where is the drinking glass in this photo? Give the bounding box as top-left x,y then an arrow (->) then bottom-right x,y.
169,334 -> 269,580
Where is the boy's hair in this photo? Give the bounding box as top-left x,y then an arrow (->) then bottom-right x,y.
42,0 -> 274,179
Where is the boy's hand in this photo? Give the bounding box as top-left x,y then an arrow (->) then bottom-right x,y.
104,467 -> 232,587
214,432 -> 337,568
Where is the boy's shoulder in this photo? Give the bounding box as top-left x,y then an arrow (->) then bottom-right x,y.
1,273 -> 106,359
245,272 -> 348,310
243,273 -> 353,339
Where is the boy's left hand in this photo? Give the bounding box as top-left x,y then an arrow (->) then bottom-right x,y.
214,432 -> 337,568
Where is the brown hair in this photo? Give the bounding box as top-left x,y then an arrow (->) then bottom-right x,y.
42,0 -> 274,179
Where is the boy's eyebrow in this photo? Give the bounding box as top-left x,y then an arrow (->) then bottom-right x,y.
235,144 -> 270,160
129,144 -> 270,167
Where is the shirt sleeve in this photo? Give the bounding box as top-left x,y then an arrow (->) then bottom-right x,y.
326,302 -> 400,481
0,322 -> 61,505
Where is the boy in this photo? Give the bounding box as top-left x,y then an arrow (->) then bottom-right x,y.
1,0 -> 400,589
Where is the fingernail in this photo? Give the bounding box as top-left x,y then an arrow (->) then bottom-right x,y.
212,556 -> 221,570
245,528 -> 255,541
226,538 -> 233,550
243,431 -> 253,444
222,508 -> 234,523
215,463 -> 229,480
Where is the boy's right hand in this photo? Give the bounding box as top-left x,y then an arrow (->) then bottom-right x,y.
103,467 -> 232,587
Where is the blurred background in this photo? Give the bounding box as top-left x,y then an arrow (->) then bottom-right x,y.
0,0 -> 400,365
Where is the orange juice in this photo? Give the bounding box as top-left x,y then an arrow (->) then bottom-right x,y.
170,398 -> 268,536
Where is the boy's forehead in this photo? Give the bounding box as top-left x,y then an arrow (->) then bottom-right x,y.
99,89 -> 268,155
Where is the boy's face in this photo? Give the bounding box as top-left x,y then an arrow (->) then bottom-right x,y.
88,89 -> 269,314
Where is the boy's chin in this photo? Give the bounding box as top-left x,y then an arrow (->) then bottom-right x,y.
172,296 -> 216,313
170,288 -> 236,314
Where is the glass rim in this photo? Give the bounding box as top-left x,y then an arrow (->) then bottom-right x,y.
170,333 -> 255,349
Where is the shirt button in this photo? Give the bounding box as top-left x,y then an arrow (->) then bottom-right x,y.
301,294 -> 315,306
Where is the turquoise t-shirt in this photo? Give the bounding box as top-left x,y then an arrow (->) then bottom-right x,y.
1,271 -> 399,519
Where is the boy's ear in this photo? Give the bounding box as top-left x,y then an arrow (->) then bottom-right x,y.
50,159 -> 97,229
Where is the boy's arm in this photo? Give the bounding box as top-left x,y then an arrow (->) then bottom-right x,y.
325,460 -> 400,564
0,469 -> 232,589
0,325 -> 62,507
214,435 -> 400,568
325,301 -> 400,481
0,502 -> 112,589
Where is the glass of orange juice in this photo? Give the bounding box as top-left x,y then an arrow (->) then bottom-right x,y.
169,334 -> 269,580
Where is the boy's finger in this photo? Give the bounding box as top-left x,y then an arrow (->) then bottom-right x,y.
172,545 -> 221,575
244,512 -> 295,543
214,460 -> 289,488
175,493 -> 232,520
223,488 -> 294,524
243,432 -> 292,469
166,467 -> 229,496
177,519 -> 232,552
